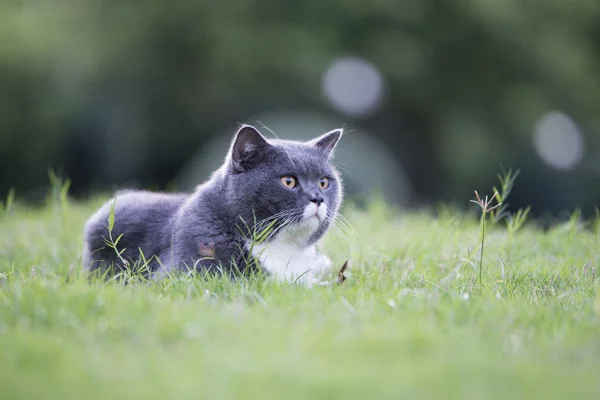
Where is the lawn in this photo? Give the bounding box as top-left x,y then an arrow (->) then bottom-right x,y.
1,193 -> 599,399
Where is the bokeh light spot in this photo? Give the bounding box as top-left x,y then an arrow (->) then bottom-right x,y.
321,56 -> 384,118
533,111 -> 584,170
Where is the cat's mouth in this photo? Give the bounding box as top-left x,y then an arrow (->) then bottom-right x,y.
303,202 -> 327,222
308,213 -> 321,222
266,204 -> 327,244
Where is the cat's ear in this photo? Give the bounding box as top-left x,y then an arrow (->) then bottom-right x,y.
310,128 -> 343,158
230,124 -> 271,172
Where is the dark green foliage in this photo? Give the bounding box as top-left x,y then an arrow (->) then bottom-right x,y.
1,1 -> 599,213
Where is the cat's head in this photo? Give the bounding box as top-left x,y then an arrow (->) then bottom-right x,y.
225,124 -> 344,246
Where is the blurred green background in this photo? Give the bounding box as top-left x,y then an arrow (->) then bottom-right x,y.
1,0 -> 599,218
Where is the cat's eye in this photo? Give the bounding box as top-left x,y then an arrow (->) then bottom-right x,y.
319,177 -> 329,189
280,176 -> 297,188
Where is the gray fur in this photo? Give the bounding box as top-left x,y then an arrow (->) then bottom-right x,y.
82,124 -> 344,278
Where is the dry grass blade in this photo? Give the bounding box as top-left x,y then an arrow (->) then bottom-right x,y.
470,190 -> 502,291
337,261 -> 348,284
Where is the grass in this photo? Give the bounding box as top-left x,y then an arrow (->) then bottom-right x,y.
1,194 -> 600,399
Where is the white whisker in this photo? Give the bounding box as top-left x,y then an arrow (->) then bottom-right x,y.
329,219 -> 349,243
266,214 -> 303,242
334,163 -> 352,176
332,214 -> 359,238
252,208 -> 304,233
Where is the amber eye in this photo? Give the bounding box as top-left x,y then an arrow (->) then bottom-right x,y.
319,177 -> 329,189
280,176 -> 297,188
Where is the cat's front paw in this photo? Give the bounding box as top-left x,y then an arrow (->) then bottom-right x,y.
316,253 -> 332,270
305,253 -> 333,286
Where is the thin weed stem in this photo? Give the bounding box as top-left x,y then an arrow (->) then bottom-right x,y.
479,212 -> 486,290
470,190 -> 501,292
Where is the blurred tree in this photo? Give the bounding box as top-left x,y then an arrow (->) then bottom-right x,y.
1,0 -> 599,215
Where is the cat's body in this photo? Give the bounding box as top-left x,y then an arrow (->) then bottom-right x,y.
82,125 -> 344,284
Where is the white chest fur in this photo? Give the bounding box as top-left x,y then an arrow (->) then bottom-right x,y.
251,239 -> 332,286
250,203 -> 333,285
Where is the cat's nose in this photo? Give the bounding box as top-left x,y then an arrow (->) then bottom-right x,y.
310,195 -> 324,206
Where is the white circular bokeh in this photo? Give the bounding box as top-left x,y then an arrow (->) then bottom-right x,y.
532,111 -> 585,170
321,56 -> 384,118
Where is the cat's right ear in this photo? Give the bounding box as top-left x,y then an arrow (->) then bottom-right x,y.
230,124 -> 271,172
310,128 -> 343,158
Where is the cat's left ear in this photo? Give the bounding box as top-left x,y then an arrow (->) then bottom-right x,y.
230,124 -> 272,172
310,128 -> 343,158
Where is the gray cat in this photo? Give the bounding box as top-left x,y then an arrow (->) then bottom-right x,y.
82,124 -> 344,285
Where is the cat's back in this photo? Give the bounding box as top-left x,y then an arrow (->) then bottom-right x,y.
113,189 -> 189,211
87,190 -> 189,228
83,190 -> 189,266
